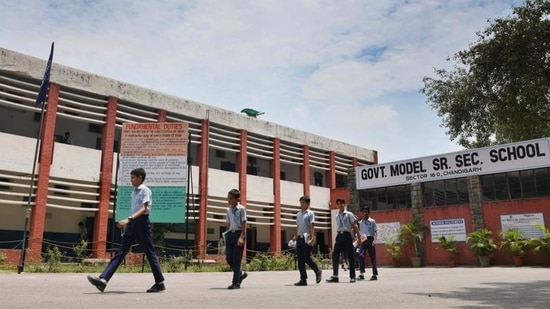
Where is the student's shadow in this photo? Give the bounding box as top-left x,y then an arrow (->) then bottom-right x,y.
84,291 -> 147,295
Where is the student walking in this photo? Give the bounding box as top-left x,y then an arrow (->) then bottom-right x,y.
87,168 -> 165,293
357,207 -> 378,281
225,189 -> 248,290
294,195 -> 322,286
326,198 -> 360,283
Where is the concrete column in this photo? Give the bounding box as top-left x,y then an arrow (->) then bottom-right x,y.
28,83 -> 59,259
301,145 -> 310,196
93,96 -> 117,258
237,129 -> 248,261
327,151 -> 336,189
270,138 -> 281,254
196,119 -> 209,258
468,176 -> 484,230
156,109 -> 167,122
237,130 -> 248,202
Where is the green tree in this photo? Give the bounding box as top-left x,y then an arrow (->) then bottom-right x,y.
421,0 -> 550,148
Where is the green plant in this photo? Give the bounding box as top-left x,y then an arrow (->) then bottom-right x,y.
499,229 -> 529,256
385,237 -> 403,259
163,255 -> 186,273
73,240 -> 89,262
0,253 -> 6,264
247,253 -> 294,271
400,220 -> 428,257
435,235 -> 458,259
528,224 -> 550,255
467,229 -> 497,257
46,245 -> 63,273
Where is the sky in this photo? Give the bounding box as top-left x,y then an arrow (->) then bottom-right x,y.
1,0 -> 525,163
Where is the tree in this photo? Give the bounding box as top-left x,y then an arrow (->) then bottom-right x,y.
421,0 -> 550,148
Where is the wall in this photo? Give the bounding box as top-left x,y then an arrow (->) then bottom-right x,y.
372,209 -> 413,266
0,133 -> 36,174
422,205 -> 475,266
483,199 -> 550,266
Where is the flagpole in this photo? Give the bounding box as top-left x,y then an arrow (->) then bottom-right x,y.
18,42 -> 54,274
17,101 -> 46,274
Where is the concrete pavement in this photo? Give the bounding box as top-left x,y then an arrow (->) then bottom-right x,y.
1,266 -> 549,308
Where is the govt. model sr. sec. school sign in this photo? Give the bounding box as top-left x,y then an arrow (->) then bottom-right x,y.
355,138 -> 550,190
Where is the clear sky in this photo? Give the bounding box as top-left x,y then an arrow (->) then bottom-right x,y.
0,0 -> 524,163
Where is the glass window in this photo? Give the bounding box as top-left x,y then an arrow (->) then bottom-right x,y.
520,170 -> 536,198
396,185 -> 412,209
433,181 -> 446,206
423,182 -> 435,207
508,172 -> 521,199
493,173 -> 509,200
480,175 -> 495,201
377,188 -> 391,211
359,189 -> 377,211
457,178 -> 470,204
444,179 -> 459,205
535,168 -> 550,196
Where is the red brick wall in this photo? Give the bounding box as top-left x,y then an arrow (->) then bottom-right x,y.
483,199 -> 550,266
422,205 -> 476,266
374,209 -> 413,266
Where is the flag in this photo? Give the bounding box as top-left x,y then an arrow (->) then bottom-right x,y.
35,42 -> 55,107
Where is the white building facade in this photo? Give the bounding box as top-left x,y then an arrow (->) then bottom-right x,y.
0,48 -> 376,261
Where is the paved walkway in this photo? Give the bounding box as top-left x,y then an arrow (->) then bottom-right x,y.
1,267 -> 549,308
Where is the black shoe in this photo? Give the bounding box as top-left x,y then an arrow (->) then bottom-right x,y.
87,275 -> 107,292
326,276 -> 339,283
147,282 -> 166,293
239,272 -> 248,284
294,280 -> 307,286
370,275 -> 378,281
315,270 -> 322,284
358,274 -> 365,281
228,284 -> 240,290
350,278 -> 356,283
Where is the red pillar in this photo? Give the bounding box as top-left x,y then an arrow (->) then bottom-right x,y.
93,96 -> 117,258
270,138 -> 281,254
352,157 -> 358,167
196,119 -> 209,258
237,130 -> 247,261
237,130 -> 247,202
301,145 -> 310,196
28,83 -> 59,260
157,109 -> 167,122
327,151 -> 336,189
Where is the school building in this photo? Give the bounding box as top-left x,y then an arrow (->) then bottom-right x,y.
0,47 -> 376,264
349,138 -> 550,266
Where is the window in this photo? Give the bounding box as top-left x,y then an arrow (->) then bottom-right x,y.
335,174 -> 346,188
220,161 -> 236,172
493,173 -> 509,200
247,156 -> 257,165
535,168 -> 550,196
520,170 -> 536,198
89,123 -> 102,133
359,185 -> 411,211
423,178 -> 470,207
480,175 -> 495,201
215,150 -> 225,158
480,168 -> 550,201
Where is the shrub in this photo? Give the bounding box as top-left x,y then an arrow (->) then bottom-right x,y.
529,224 -> 550,255
467,229 -> 497,257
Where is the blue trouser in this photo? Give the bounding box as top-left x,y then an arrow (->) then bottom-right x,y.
358,236 -> 378,276
332,232 -> 355,278
225,230 -> 244,285
296,236 -> 320,281
100,215 -> 164,283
